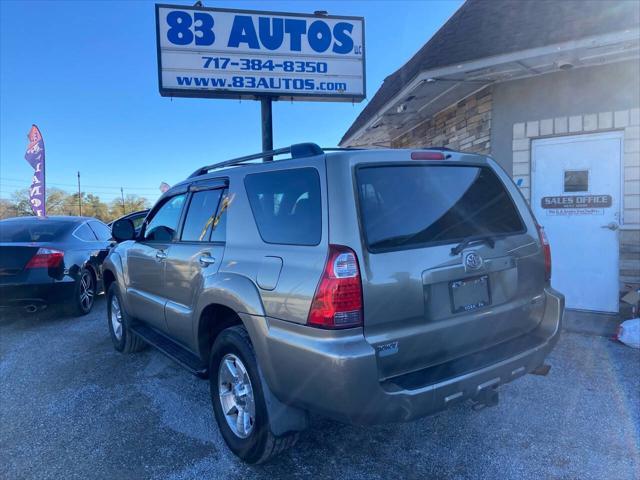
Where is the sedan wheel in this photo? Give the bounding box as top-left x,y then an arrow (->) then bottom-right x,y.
79,270 -> 95,312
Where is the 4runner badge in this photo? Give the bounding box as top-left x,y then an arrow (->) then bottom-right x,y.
376,341 -> 399,357
463,251 -> 484,271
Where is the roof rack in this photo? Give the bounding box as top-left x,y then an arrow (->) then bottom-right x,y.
189,142 -> 324,178
322,147 -> 364,152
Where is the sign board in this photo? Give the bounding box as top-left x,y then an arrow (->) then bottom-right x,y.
155,4 -> 365,102
541,194 -> 612,216
540,194 -> 612,209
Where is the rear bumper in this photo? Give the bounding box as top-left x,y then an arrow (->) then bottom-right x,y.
0,280 -> 76,308
247,287 -> 564,425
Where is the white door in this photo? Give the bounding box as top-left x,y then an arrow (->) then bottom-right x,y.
532,132 -> 622,313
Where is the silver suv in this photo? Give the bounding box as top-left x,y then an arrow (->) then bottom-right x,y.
104,144 -> 564,463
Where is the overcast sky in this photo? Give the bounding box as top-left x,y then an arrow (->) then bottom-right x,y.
0,0 -> 462,205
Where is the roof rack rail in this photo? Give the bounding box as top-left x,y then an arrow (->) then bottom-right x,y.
188,143 -> 323,178
322,147 -> 364,152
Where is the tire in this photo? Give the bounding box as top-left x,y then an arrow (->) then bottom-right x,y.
70,267 -> 96,316
209,325 -> 298,464
107,284 -> 146,353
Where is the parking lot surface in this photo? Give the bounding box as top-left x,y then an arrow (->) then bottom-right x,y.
1,298 -> 639,480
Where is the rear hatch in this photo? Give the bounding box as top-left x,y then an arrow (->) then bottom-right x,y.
354,161 -> 547,381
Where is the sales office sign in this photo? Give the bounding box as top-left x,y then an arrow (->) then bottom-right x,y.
155,4 -> 365,101
541,194 -> 612,216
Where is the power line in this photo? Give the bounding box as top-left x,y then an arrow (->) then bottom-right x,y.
0,176 -> 160,191
0,182 -> 160,197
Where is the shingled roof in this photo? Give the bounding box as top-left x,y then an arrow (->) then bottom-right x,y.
341,0 -> 640,145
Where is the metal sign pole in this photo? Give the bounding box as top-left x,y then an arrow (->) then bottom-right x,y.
77,171 -> 82,216
261,97 -> 273,161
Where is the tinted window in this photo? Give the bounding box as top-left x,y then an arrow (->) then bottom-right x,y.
74,223 -> 98,241
211,190 -> 229,243
88,221 -> 112,241
181,189 -> 223,242
0,219 -> 74,242
244,168 -> 321,245
144,194 -> 186,242
357,165 -> 524,251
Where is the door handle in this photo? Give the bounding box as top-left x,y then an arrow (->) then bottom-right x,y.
155,250 -> 167,260
199,255 -> 216,267
600,222 -> 619,231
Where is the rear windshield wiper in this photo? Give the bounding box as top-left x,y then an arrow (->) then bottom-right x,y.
450,235 -> 496,256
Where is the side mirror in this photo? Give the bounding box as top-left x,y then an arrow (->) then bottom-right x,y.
112,218 -> 136,242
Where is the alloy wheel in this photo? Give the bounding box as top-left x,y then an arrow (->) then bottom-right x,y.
218,353 -> 256,438
110,295 -> 123,341
79,270 -> 94,311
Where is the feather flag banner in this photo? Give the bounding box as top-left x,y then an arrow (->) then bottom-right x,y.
24,125 -> 46,216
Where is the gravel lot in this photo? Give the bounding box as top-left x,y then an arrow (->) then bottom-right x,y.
1,298 -> 639,480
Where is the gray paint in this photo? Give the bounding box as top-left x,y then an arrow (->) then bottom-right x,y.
491,60 -> 640,171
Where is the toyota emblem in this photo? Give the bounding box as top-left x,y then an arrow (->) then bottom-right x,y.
463,251 -> 484,271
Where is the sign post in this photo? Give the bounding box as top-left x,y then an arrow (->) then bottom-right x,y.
155,4 -> 365,152
261,97 -> 273,160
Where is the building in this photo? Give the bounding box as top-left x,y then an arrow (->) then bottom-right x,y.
341,0 -> 640,313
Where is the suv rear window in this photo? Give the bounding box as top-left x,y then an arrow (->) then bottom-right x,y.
245,168 -> 321,246
357,165 -> 524,251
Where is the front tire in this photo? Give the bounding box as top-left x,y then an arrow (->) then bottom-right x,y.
107,284 -> 145,353
209,326 -> 298,463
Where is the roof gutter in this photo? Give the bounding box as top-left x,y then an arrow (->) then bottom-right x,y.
340,28 -> 640,146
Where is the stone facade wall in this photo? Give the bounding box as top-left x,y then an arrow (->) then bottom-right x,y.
392,88 -> 492,154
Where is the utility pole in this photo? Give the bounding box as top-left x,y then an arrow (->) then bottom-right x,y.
120,187 -> 126,215
77,171 -> 82,216
261,97 -> 273,161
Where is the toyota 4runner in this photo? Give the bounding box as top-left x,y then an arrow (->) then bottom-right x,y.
104,144 -> 564,463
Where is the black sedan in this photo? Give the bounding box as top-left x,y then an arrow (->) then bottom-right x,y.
0,216 -> 113,315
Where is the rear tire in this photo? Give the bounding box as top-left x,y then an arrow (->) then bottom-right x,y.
209,325 -> 298,463
107,284 -> 146,353
70,267 -> 95,316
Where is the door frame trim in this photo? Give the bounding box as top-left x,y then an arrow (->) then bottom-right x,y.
530,130 -> 623,313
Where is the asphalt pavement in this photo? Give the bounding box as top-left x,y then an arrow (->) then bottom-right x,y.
1,298 -> 639,480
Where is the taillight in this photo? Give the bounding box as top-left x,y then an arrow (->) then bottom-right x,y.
536,224 -> 551,281
25,248 -> 64,269
411,151 -> 445,160
308,245 -> 363,329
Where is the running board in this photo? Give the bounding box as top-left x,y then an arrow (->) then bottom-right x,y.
130,323 -> 207,378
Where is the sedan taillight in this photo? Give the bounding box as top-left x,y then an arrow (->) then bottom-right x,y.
25,248 -> 64,269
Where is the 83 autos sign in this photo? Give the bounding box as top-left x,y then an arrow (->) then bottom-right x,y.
155,4 -> 365,101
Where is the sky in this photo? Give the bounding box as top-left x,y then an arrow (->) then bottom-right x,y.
0,0 -> 463,205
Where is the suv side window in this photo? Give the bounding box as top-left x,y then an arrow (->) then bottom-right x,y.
211,190 -> 229,243
143,194 -> 186,242
244,168 -> 321,246
130,213 -> 147,230
181,189 -> 223,242
88,221 -> 112,241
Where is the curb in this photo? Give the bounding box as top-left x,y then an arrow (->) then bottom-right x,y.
562,309 -> 620,338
